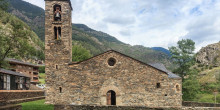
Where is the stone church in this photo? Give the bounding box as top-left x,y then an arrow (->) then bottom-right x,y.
45,0 -> 182,107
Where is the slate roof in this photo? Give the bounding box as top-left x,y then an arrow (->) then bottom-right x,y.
0,68 -> 29,78
6,58 -> 39,68
70,50 -> 181,79
149,63 -> 181,79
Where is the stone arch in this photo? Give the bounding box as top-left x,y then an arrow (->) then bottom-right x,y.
99,79 -> 123,105
101,86 -> 121,96
106,90 -> 116,105
53,4 -> 62,21
175,84 -> 180,92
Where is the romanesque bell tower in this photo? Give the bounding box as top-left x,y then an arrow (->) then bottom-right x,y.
44,0 -> 72,104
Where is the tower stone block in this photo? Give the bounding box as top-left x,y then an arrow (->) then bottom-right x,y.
44,0 -> 72,104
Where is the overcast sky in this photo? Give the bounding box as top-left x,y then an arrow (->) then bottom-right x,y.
23,0 -> 220,52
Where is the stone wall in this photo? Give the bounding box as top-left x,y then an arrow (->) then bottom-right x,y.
54,105 -> 220,110
45,0 -> 72,105
0,104 -> 22,110
47,51 -> 182,107
183,101 -> 220,107
0,90 -> 45,105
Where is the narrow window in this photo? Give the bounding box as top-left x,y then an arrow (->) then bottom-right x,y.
55,65 -> 58,69
54,27 -> 58,39
59,87 -> 62,93
58,27 -> 61,39
176,85 -> 180,91
54,27 -> 61,40
156,83 -> 160,88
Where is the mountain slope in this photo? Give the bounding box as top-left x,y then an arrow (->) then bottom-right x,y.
151,47 -> 171,56
8,0 -> 45,41
196,42 -> 220,67
0,9 -> 44,62
194,42 -> 220,84
7,0 -> 174,69
72,24 -> 174,68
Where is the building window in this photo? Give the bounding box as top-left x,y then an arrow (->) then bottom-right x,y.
7,75 -> 10,90
20,77 -> 23,90
33,72 -> 38,75
33,77 -> 38,80
176,85 -> 180,91
0,74 -> 3,90
54,27 -> 61,40
53,4 -> 61,21
56,65 -> 58,69
59,87 -> 62,93
108,58 -> 116,66
156,83 -> 160,88
3,75 -> 7,90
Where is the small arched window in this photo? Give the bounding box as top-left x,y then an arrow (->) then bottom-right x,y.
53,4 -> 62,21
156,83 -> 161,88
59,87 -> 62,93
176,85 -> 180,91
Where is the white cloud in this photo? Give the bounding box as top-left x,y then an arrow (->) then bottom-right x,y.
23,0 -> 220,52
22,0 -> 45,9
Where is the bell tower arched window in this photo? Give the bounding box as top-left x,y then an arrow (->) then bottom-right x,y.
53,4 -> 62,21
54,26 -> 61,40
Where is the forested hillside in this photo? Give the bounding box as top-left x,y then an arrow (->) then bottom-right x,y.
170,40 -> 220,103
8,0 -> 45,41
0,9 -> 44,67
7,0 -> 174,69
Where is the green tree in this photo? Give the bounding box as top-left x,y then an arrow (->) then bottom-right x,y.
169,39 -> 195,78
0,0 -> 8,11
0,13 -> 28,68
72,45 -> 92,62
182,69 -> 200,101
39,66 -> 45,73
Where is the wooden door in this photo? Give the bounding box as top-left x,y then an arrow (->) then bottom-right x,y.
107,91 -> 111,105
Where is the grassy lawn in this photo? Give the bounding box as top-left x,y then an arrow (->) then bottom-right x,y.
21,99 -> 54,110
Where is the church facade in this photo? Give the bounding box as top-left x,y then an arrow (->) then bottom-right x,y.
45,0 -> 182,107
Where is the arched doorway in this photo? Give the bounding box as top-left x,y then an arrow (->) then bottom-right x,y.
106,90 -> 116,105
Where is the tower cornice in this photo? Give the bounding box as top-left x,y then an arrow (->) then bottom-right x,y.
44,0 -> 72,10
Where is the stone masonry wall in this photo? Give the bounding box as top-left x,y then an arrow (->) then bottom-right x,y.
51,51 -> 182,107
54,105 -> 220,110
0,90 -> 44,106
45,0 -> 72,105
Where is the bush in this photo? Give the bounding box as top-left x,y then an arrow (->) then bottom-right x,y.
72,45 -> 92,62
39,66 -> 45,73
198,94 -> 214,103
216,94 -> 220,103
